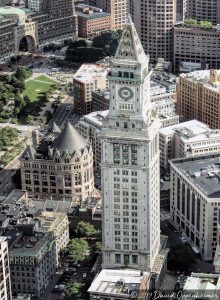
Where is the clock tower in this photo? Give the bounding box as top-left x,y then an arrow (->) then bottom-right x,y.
100,16 -> 161,272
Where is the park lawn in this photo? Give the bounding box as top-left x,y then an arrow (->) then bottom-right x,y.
23,76 -> 55,102
34,75 -> 56,84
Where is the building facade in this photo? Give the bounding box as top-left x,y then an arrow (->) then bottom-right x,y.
85,0 -> 127,30
20,121 -> 95,205
73,64 -> 109,116
177,69 -> 220,129
100,16 -> 161,271
159,120 -> 220,170
37,211 -> 69,267
0,236 -> 12,300
76,4 -> 111,38
76,110 -> 108,171
8,227 -> 56,298
131,0 -> 176,63
174,25 -> 220,72
170,154 -> 220,261
0,1 -> 77,62
187,0 -> 220,25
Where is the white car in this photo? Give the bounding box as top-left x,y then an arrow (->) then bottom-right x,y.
66,106 -> 71,111
180,236 -> 187,243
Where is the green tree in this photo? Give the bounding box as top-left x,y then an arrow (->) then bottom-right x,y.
94,241 -> 102,254
62,238 -> 89,265
0,127 -> 19,150
185,18 -> 197,26
65,283 -> 86,299
76,221 -> 97,238
168,245 -> 196,271
14,67 -> 26,80
26,115 -> 35,125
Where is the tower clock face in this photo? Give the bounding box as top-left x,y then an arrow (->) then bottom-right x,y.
118,87 -> 134,101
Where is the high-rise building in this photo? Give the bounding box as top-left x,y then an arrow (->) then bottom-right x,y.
100,16 -> 161,271
174,24 -> 220,72
85,0 -> 128,30
177,69 -> 220,129
131,0 -> 176,63
0,236 -> 12,300
188,0 -> 220,25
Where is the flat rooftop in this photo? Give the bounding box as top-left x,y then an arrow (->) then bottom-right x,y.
88,269 -> 149,296
170,154 -> 220,199
79,110 -> 108,127
7,229 -> 51,256
184,273 -> 220,291
180,70 -> 220,93
73,64 -> 108,84
159,120 -> 210,139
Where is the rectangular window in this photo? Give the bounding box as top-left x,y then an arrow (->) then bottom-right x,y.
131,145 -> 137,165
115,254 -> 121,263
132,255 -> 138,264
113,143 -> 120,164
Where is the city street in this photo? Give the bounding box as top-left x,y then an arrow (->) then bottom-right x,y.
161,220 -> 214,273
49,103 -> 77,129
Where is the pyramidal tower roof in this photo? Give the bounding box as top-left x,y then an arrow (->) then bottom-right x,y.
114,14 -> 148,64
52,121 -> 88,154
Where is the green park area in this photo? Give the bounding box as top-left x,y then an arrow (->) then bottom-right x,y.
23,75 -> 56,102
0,68 -> 60,125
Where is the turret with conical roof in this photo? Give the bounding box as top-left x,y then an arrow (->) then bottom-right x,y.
52,121 -> 88,156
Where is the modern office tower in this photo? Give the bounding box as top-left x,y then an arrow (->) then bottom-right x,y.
20,121 -> 95,205
0,237 -> 12,300
100,16 -> 161,271
174,25 -> 220,72
159,120 -> 220,170
177,69 -> 220,129
170,153 -> 220,261
131,0 -> 176,63
189,0 -> 220,25
176,0 -> 188,22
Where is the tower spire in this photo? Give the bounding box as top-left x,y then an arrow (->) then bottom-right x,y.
114,15 -> 149,65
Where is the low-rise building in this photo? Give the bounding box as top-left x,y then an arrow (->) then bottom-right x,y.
76,110 -> 108,170
20,121 -> 95,205
73,64 -> 109,116
183,273 -> 220,299
177,69 -> 220,129
7,226 -> 56,298
159,120 -> 220,170
76,4 -> 111,38
37,211 -> 69,267
88,269 -> 150,300
0,236 -> 12,300
170,154 -> 220,261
